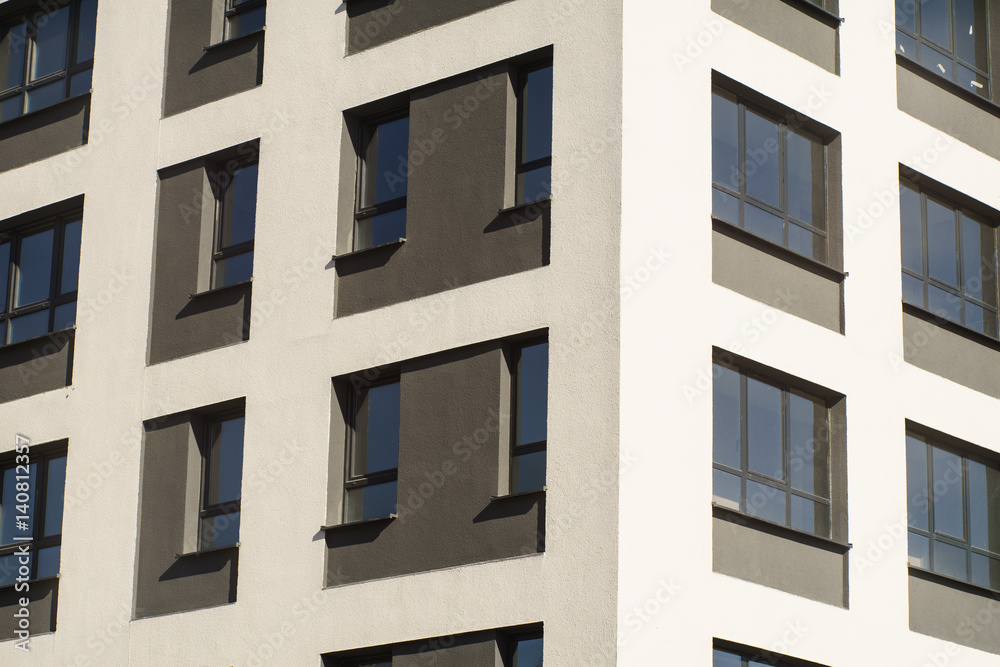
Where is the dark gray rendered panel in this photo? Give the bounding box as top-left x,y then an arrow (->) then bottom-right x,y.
134,415 -> 237,619
712,229 -> 843,332
325,343 -> 542,586
163,0 -> 263,117
909,574 -> 1000,654
902,311 -> 1000,397
713,516 -> 847,606
149,163 -> 250,365
712,0 -> 838,74
0,578 -> 58,641
896,63 -> 1000,160
0,95 -> 90,173
0,329 -> 75,404
346,0 -> 517,54
335,68 -> 548,317
393,629 -> 499,667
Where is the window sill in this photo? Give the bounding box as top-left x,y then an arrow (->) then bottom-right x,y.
189,278 -> 252,299
491,487 -> 546,501
908,564 -> 1000,597
0,326 -> 75,353
332,238 -> 405,262
902,302 -> 1000,353
497,198 -> 552,216
0,574 -> 60,592
203,26 -> 266,52
712,504 -> 851,554
896,54 -> 1000,119
321,514 -> 396,532
711,216 -> 848,283
778,0 -> 843,28
175,542 -> 240,559
0,90 -> 91,130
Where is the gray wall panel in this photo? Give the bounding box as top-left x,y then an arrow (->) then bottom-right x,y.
0,95 -> 90,174
902,311 -> 1000,398
909,573 -> 1000,654
0,329 -> 75,405
0,578 -> 58,641
347,0 -> 516,54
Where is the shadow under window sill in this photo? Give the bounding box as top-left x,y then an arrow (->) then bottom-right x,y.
321,514 -> 396,532
902,301 -> 1000,353
175,542 -> 240,559
204,26 -> 266,52
712,216 -> 848,283
908,564 -> 1000,598
712,503 -> 851,554
190,278 -> 252,299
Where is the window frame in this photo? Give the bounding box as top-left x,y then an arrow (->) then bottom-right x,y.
0,210 -> 81,346
353,107 -> 409,252
343,377 -> 401,522
0,0 -> 96,125
510,339 -> 548,495
209,155 -> 258,290
198,412 -> 244,551
514,59 -> 553,206
895,0 -> 989,97
506,630 -> 544,667
223,0 -> 265,41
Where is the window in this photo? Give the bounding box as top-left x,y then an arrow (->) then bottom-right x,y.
224,0 -> 265,40
515,62 -> 553,205
354,111 -> 408,251
0,448 -> 66,585
895,0 -> 988,97
507,633 -> 543,667
0,212 -> 82,346
714,647 -> 800,667
712,362 -> 831,537
906,432 -> 1000,591
340,658 -> 391,667
899,180 -> 998,338
211,158 -> 258,289
345,380 -> 400,522
0,0 -> 98,124
200,415 -> 244,550
511,341 -> 548,494
712,87 -> 828,262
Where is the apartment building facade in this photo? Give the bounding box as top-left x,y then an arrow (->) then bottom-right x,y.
0,0 -> 997,665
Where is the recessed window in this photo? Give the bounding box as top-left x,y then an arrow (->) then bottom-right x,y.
507,633 -> 543,667
340,658 -> 391,667
0,0 -> 98,124
0,449 -> 67,585
712,87 -> 828,262
899,180 -> 998,338
0,212 -> 82,346
200,415 -> 244,550
906,432 -> 1000,591
516,63 -> 553,205
511,341 -> 548,494
714,647 -> 808,667
225,0 -> 265,40
355,112 -> 408,251
211,158 -> 258,289
712,362 -> 832,537
345,380 -> 400,522
895,0 -> 988,97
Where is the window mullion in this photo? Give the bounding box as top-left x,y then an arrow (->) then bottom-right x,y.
737,101 -> 746,230
779,123 -> 788,249
926,441 -> 935,572
739,372 -> 748,513
782,386 -> 791,526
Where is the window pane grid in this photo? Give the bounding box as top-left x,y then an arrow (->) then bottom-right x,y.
344,380 -> 400,522
0,452 -> 65,584
354,112 -> 409,251
896,0 -> 990,96
199,415 -> 244,550
712,462 -> 832,506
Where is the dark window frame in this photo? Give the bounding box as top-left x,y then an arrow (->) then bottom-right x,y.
224,0 -> 266,40
0,446 -> 67,583
353,107 -> 409,251
338,656 -> 392,667
0,0 -> 96,124
510,339 -> 548,494
198,411 -> 244,550
343,377 -> 400,521
0,210 -> 81,346
712,360 -> 833,537
895,0 -> 989,98
209,154 -> 258,289
506,630 -> 544,667
515,59 -> 553,206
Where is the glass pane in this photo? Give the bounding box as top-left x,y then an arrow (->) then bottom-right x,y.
971,554 -> 1000,590
744,203 -> 783,246
961,214 -> 995,305
0,241 -> 9,312
221,163 -> 258,248
61,219 -> 82,294
791,495 -> 830,537
1,463 -> 38,543
788,224 -> 824,262
897,31 -> 918,59
964,302 -> 989,335
711,91 -> 739,190
345,481 -> 397,522
353,382 -> 400,476
712,364 -> 740,468
712,188 -> 739,225
927,284 -> 961,323
0,94 -> 22,123
25,78 -> 65,113
69,69 -> 92,97
200,511 -> 240,549
207,417 -> 245,506
9,309 -> 49,343
903,273 -> 924,305
213,251 -> 253,288
713,469 -> 741,510
920,0 -> 951,48
920,45 -> 954,80
789,392 -> 828,497
521,65 -> 553,167
363,116 -> 409,207
786,130 -> 823,227
897,0 -> 917,32
360,208 -> 406,250
15,227 -> 54,306
900,183 -> 923,274
906,435 -> 929,531
31,5 -> 70,80
43,456 -> 65,537
512,450 -> 546,494
35,545 -> 59,579
933,540 -> 968,581
746,377 -> 782,479
0,321 -> 5,345
0,554 -> 17,586
932,446 -> 964,539
744,110 -> 780,208
968,460 -> 1000,553
512,636 -> 543,667
713,649 -> 742,667
53,302 -> 75,331
517,342 -> 549,447
957,64 -> 989,96
517,164 -> 551,205
909,532 -> 930,568
746,480 -> 785,525
75,0 -> 98,63
926,198 -> 957,286
0,22 -> 27,91
228,6 -> 265,39
954,0 -> 987,70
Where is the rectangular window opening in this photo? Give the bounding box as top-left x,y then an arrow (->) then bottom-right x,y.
353,110 -> 409,251
344,379 -> 401,522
